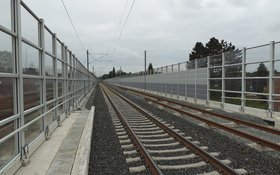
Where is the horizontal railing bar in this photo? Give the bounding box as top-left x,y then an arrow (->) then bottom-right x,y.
246,43 -> 270,50
0,25 -> 16,37
23,104 -> 45,116
0,114 -> 20,127
0,95 -> 76,145
0,73 -> 18,78
20,1 -> 41,22
21,37 -> 42,51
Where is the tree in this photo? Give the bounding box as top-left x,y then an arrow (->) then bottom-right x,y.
148,63 -> 154,74
189,42 -> 208,61
205,37 -> 222,56
0,50 -> 13,73
108,67 -> 116,78
189,37 -> 237,60
256,63 -> 269,77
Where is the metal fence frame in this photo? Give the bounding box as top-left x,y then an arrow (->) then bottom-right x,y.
0,0 -> 96,173
106,41 -> 280,121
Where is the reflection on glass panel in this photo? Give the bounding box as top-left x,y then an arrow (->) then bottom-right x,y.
246,62 -> 269,77
246,45 -> 270,63
210,54 -> 222,67
56,40 -> 62,59
225,65 -> 242,77
225,92 -> 241,105
0,32 -> 13,73
21,7 -> 38,45
245,93 -> 268,110
67,51 -> 71,65
23,79 -> 41,110
210,80 -> 222,90
273,96 -> 280,111
210,91 -> 222,102
57,60 -> 63,77
0,133 -> 17,169
45,102 -> 55,126
273,78 -> 280,94
46,80 -> 54,101
224,50 -> 242,65
68,66 -> 71,78
276,43 -> 280,60
246,79 -> 269,93
0,78 -> 14,120
0,0 -> 11,29
22,42 -> 39,75
58,98 -> 63,116
197,57 -> 207,68
45,54 -> 53,76
25,119 -> 43,144
187,60 -> 195,70
68,80 -> 72,92
274,61 -> 280,76
0,121 -> 14,140
225,79 -> 241,91
44,29 -> 53,53
210,67 -> 222,78
58,80 -> 63,97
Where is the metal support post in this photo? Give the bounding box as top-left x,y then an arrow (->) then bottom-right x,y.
240,47 -> 246,112
165,66 -> 167,96
171,65 -> 173,98
87,50 -> 89,71
221,53 -> 225,109
40,19 -> 48,138
185,62 -> 188,101
269,41 -> 275,117
144,50 -> 146,91
194,59 -> 197,103
15,0 -> 30,166
206,56 -> 210,105
177,64 -> 180,99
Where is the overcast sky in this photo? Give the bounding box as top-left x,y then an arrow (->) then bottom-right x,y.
24,0 -> 280,76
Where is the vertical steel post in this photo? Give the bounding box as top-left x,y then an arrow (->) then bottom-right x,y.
185,61 -> 188,101
221,53 -> 225,109
87,50 -> 89,71
171,65 -> 173,98
241,47 -> 246,112
40,19 -> 47,133
53,34 -> 58,120
195,59 -> 197,103
207,56 -> 210,105
15,0 -> 26,162
269,41 -> 275,117
177,63 -> 180,99
161,67 -> 163,95
144,50 -> 146,91
11,0 -> 19,155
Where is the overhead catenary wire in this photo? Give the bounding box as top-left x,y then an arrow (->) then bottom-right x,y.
61,0 -> 87,52
111,0 -> 130,45
110,0 -> 136,58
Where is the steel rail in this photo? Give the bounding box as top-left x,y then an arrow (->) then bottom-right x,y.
116,85 -> 280,136
100,84 -> 163,175
117,87 -> 280,151
104,84 -> 240,175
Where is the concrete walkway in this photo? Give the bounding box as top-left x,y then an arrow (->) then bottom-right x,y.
15,107 -> 95,175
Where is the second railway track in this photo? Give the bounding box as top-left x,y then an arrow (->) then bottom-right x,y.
114,85 -> 280,152
100,83 -> 247,175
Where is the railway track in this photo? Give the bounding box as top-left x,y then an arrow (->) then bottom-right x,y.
101,84 -> 246,175
113,85 -> 280,152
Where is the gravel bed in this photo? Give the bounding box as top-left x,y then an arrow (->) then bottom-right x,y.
112,86 -> 280,175
133,89 -> 271,127
88,86 -> 130,175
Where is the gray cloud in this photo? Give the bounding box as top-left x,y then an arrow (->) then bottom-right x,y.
24,0 -> 280,75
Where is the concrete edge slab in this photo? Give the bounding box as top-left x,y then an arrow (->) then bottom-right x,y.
71,106 -> 95,175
